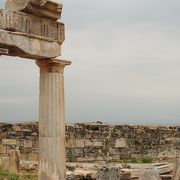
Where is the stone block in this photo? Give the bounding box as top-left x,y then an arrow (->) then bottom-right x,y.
28,153 -> 38,161
173,158 -> 180,180
92,140 -> 103,147
24,140 -> 33,148
1,156 -> 10,170
66,137 -> 75,148
0,145 -> 6,154
9,150 -> 20,173
2,139 -> 16,145
85,140 -> 93,147
139,167 -> 161,180
115,138 -> 126,148
97,166 -> 120,180
75,139 -> 85,148
12,125 -> 21,131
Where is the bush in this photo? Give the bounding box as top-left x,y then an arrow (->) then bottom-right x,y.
130,157 -> 138,163
142,157 -> 153,163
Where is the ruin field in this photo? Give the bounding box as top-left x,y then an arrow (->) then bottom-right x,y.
0,121 -> 179,179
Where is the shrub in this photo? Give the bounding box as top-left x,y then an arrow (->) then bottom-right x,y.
130,157 -> 138,163
142,157 -> 153,163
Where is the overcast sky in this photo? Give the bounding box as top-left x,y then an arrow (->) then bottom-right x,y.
0,0 -> 180,125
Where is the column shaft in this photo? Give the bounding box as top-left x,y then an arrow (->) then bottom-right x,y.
37,59 -> 71,180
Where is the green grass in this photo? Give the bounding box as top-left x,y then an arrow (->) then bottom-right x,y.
129,156 -> 153,164
0,167 -> 38,180
142,157 -> 153,163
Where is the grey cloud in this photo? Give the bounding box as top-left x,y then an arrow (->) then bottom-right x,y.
0,0 -> 180,124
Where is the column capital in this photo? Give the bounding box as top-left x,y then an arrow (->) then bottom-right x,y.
36,59 -> 71,73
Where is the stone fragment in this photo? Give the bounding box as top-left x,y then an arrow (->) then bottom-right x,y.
2,139 -> 16,145
9,150 -> 20,173
1,156 -> 10,170
75,139 -> 85,148
97,166 -> 120,180
115,138 -> 127,148
0,10 -> 65,43
5,0 -> 62,20
12,125 -> 21,131
139,167 -> 161,180
0,145 -> 6,154
0,29 -> 61,60
173,158 -> 180,180
85,140 -> 93,147
92,140 -> 103,147
24,140 -> 33,148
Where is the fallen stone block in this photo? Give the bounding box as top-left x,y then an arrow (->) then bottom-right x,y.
173,158 -> 180,180
139,167 -> 161,180
97,165 -> 120,180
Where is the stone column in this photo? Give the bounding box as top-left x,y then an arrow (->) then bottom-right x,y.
36,59 -> 71,180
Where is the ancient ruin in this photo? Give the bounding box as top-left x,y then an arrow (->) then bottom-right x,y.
0,122 -> 179,179
0,0 -> 70,179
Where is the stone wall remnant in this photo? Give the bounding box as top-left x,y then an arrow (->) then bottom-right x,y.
0,122 -> 179,163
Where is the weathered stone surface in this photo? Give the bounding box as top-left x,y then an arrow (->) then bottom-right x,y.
173,158 -> 180,180
0,145 -> 6,154
115,138 -> 127,148
0,10 -> 65,43
139,167 -> 161,180
97,166 -> 120,180
75,139 -> 85,148
0,122 -> 179,163
0,29 -> 61,59
5,0 -> 62,20
1,156 -> 10,170
9,150 -> 20,173
2,139 -> 16,145
37,59 -> 71,180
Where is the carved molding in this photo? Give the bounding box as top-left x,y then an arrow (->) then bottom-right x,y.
0,10 -> 65,43
5,0 -> 62,20
36,59 -> 71,73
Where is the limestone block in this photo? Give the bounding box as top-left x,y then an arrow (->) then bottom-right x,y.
28,153 -> 38,161
115,138 -> 127,148
0,10 -> 65,43
9,150 -> 20,173
1,156 -> 10,170
75,139 -> 85,148
66,137 -> 76,148
92,140 -> 103,147
12,125 -> 21,132
173,158 -> 180,180
24,140 -> 33,148
97,166 -> 120,180
2,139 -> 16,145
0,29 -> 61,59
139,167 -> 161,180
31,132 -> 38,136
0,145 -> 6,154
85,140 -> 93,147
5,0 -> 62,20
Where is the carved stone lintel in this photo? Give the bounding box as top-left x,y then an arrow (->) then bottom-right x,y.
5,0 -> 62,20
0,29 -> 61,59
0,10 -> 65,43
36,59 -> 71,73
